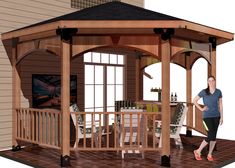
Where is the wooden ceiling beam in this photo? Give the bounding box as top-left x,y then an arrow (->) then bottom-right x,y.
18,30 -> 57,43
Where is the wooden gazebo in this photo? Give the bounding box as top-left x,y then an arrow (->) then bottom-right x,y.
1,2 -> 233,167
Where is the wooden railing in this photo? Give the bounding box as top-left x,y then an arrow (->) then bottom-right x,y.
70,111 -> 162,152
14,103 -> 207,153
186,103 -> 207,135
15,108 -> 61,149
194,104 -> 207,135
15,107 -> 163,152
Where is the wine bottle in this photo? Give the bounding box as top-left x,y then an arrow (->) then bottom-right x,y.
174,92 -> 177,102
158,89 -> 162,102
171,92 -> 174,102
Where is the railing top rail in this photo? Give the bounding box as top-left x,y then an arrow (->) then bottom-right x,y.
16,108 -> 161,115
70,111 -> 162,115
15,108 -> 60,114
136,100 -> 193,104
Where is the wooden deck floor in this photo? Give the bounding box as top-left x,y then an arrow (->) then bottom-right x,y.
0,135 -> 235,168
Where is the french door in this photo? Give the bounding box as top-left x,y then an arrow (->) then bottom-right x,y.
84,52 -> 125,124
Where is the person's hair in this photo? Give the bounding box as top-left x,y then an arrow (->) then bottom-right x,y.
205,75 -> 216,95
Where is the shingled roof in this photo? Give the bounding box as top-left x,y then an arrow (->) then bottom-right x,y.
22,1 -> 181,29
49,1 -> 180,20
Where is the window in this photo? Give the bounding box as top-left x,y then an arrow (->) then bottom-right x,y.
84,52 -> 125,124
84,52 -> 124,65
71,0 -> 120,9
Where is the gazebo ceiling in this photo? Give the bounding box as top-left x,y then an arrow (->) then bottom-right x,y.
1,1 -> 234,45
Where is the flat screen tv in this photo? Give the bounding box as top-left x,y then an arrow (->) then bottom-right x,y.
32,74 -> 77,109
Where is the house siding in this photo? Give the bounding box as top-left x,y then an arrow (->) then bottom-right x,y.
122,0 -> 144,7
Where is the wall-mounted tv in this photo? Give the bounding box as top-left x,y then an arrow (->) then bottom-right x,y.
32,74 -> 77,109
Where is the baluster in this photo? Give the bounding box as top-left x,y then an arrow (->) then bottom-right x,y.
57,113 -> 61,147
23,109 -> 25,139
114,113 -> 117,148
51,113 -> 55,146
36,111 -> 38,143
47,112 -> 50,144
91,113 -> 94,148
26,109 -> 29,140
83,113 -> 86,148
39,111 -> 43,144
27,109 -> 29,140
75,113 -> 78,149
106,113 -> 109,148
99,113 -> 102,148
31,110 -> 33,141
121,113 -> 124,148
20,109 -> 23,139
153,114 -> 156,148
137,113 -> 140,147
16,109 -> 19,138
130,113 -> 133,148
28,109 -> 30,140
30,110 -> 32,141
145,114 -> 148,148
45,112 -> 48,144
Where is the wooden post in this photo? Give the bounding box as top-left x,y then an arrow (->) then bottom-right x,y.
208,36 -> 216,80
12,38 -> 21,151
208,48 -> 216,79
208,63 -> 211,77
135,56 -> 140,101
139,68 -> 143,100
60,37 -> 71,166
186,65 -> 193,137
161,39 -> 171,167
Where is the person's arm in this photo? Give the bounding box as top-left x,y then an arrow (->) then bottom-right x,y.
219,98 -> 223,125
193,95 -> 208,112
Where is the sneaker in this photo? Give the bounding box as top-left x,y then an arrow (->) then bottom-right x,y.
207,155 -> 214,161
194,150 -> 202,161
